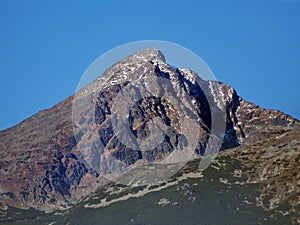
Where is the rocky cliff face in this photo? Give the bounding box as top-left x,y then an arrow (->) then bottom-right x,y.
0,48 -> 298,212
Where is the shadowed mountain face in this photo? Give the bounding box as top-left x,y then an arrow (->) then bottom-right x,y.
0,49 -> 298,215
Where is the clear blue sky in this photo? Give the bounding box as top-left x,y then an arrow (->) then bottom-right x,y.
0,0 -> 299,130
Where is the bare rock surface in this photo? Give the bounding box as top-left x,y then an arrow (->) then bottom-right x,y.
0,48 -> 298,213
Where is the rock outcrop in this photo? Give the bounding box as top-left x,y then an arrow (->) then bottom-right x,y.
0,48 -> 298,212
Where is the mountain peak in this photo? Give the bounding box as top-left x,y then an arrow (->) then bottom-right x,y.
89,48 -> 168,90
0,48 -> 299,217
115,48 -> 166,66
131,48 -> 166,62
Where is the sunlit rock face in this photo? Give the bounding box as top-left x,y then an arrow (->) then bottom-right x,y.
0,48 -> 298,212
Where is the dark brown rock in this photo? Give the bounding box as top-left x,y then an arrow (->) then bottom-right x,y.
0,48 -> 298,212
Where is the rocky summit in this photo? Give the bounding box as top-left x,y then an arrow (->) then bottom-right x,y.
0,49 -> 299,224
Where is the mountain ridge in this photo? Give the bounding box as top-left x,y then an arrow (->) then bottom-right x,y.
0,48 -> 298,215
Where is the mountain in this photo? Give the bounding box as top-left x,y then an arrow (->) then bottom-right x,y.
0,48 -> 299,224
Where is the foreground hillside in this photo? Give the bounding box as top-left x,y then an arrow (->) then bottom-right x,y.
1,126 -> 299,225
